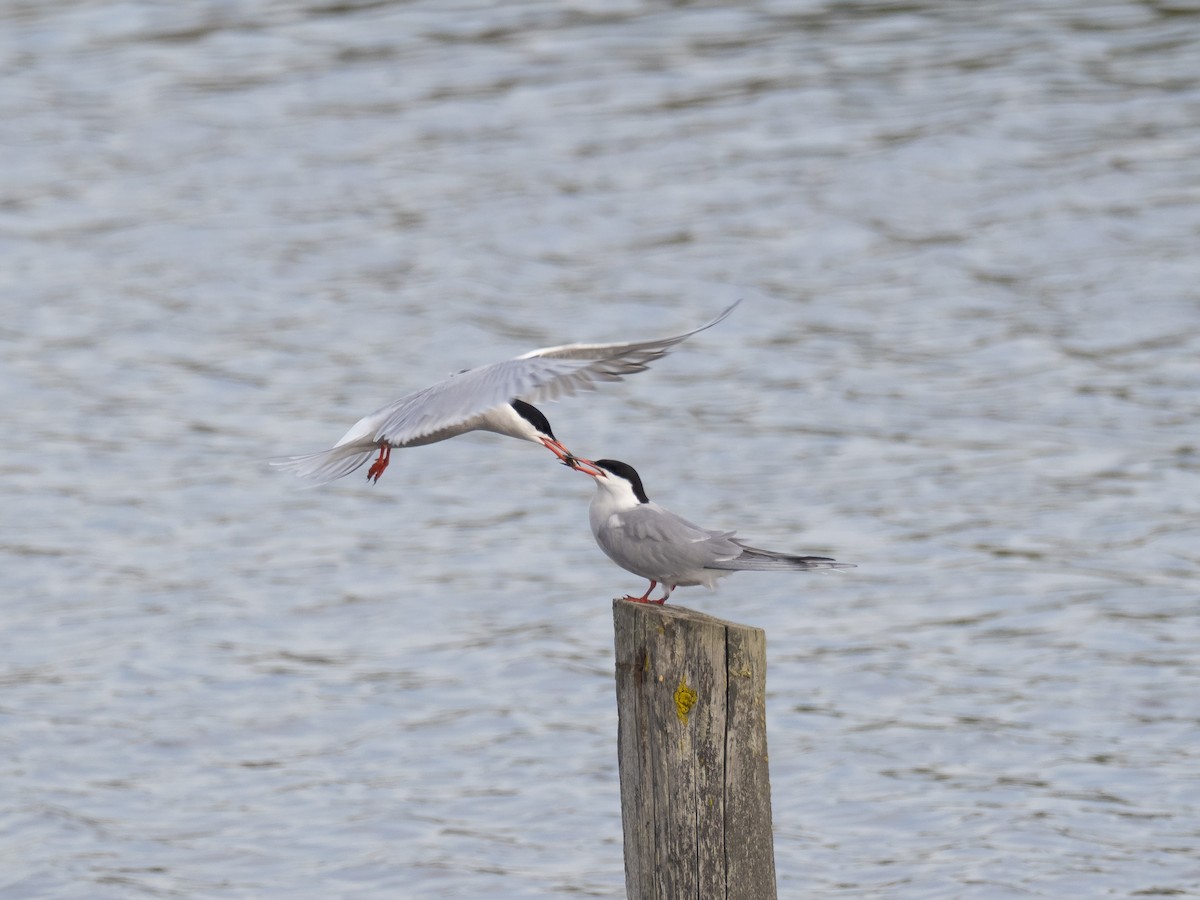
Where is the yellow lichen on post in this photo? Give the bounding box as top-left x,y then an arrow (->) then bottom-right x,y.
674,677 -> 698,723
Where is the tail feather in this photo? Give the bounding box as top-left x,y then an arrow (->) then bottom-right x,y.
269,444 -> 375,485
708,543 -> 854,572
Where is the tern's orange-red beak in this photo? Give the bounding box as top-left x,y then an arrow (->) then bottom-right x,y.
563,455 -> 605,477
540,437 -> 573,461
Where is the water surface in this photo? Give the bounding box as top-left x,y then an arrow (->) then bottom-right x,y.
2,1 -> 1198,897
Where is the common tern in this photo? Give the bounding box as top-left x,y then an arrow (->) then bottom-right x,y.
567,457 -> 853,603
271,301 -> 739,485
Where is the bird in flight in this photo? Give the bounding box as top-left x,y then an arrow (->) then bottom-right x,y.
271,301 -> 739,485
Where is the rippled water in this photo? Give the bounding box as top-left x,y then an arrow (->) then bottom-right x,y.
3,1 -> 1199,897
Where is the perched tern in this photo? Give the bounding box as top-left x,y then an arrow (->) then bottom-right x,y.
567,457 -> 853,603
271,301 -> 739,485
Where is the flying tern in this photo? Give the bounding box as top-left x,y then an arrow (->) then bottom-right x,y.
566,457 -> 853,603
271,301 -> 739,485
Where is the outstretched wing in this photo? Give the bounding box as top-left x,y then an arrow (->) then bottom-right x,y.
519,299 -> 739,373
367,300 -> 741,446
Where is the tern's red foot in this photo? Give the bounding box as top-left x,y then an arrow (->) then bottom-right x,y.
367,443 -> 391,483
620,581 -> 658,603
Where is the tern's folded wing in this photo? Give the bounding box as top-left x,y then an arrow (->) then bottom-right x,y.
597,503 -> 742,579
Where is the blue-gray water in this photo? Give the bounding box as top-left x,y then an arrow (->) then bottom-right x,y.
3,1 -> 1199,897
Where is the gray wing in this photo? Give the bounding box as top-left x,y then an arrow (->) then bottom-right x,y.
597,502 -> 743,580
368,354 -> 645,445
519,299 -> 739,371
369,300 -> 740,445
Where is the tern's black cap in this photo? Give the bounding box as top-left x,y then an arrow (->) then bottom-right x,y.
592,459 -> 649,504
510,399 -> 555,440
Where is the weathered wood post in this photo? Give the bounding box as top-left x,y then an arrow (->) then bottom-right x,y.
613,599 -> 777,900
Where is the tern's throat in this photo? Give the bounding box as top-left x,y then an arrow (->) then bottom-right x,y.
474,403 -> 547,444
591,476 -> 645,516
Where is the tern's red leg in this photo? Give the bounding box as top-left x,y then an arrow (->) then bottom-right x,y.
366,443 -> 391,483
621,581 -> 658,603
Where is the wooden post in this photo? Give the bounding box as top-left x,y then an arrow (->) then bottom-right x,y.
613,599 -> 777,900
